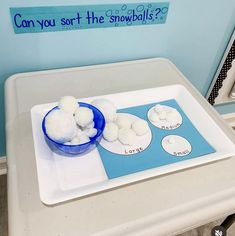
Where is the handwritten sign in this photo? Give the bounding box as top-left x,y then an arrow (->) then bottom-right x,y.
10,2 -> 169,34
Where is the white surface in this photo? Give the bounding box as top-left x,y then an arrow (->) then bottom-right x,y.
5,58 -> 235,236
31,85 -> 235,205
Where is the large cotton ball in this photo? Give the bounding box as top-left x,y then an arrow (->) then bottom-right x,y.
132,119 -> 150,136
45,109 -> 77,143
116,114 -> 132,129
91,99 -> 117,122
74,107 -> 94,127
58,96 -> 78,114
70,134 -> 90,145
118,128 -> 137,146
103,122 -> 118,142
85,128 -> 98,138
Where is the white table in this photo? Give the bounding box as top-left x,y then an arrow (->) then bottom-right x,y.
5,58 -> 235,236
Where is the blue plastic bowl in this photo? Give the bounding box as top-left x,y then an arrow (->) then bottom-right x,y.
42,102 -> 105,156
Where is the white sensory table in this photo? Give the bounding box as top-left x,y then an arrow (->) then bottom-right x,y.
5,58 -> 235,236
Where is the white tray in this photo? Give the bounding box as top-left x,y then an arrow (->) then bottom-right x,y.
31,85 -> 235,205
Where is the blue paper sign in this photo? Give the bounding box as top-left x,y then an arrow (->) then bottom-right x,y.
10,2 -> 169,34
97,100 -> 215,179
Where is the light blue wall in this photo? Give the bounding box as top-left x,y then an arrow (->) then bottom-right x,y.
0,0 -> 235,156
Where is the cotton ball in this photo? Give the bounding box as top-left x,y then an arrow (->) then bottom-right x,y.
76,127 -> 84,136
103,122 -> 118,142
86,121 -> 95,129
58,96 -> 78,114
45,109 -> 76,143
116,114 -> 132,129
74,107 -> 94,127
70,134 -> 90,145
118,128 -> 137,146
132,119 -> 150,136
167,137 -> 175,144
91,99 -> 117,122
158,110 -> 167,120
85,128 -> 98,138
166,109 -> 178,122
70,137 -> 81,145
78,134 -> 90,144
154,104 -> 164,113
149,110 -> 159,122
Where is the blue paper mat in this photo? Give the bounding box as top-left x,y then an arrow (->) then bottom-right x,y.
97,99 -> 215,179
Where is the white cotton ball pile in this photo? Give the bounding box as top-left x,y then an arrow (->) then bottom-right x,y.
58,96 -> 78,114
103,122 -> 119,142
91,99 -> 117,122
131,119 -> 149,136
118,128 -> 137,146
116,114 -> 132,129
103,111 -> 150,146
45,109 -> 77,143
45,96 -> 101,146
74,107 -> 94,127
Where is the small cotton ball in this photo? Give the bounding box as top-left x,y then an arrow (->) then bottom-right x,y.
86,121 -> 95,129
85,128 -> 98,138
58,96 -> 78,114
154,104 -> 164,113
149,110 -> 159,122
116,114 -> 132,129
70,137 -> 81,145
45,109 -> 76,143
74,107 -> 94,127
91,99 -> 117,122
132,119 -> 150,136
166,110 -> 178,122
158,110 -> 167,120
78,134 -> 90,144
118,128 -> 137,146
167,137 -> 175,144
103,122 -> 118,142
70,134 -> 90,145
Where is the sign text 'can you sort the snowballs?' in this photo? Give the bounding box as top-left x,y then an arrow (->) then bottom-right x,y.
10,2 -> 169,34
